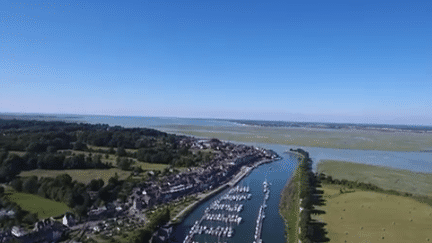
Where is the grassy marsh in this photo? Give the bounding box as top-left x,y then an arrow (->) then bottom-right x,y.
161,124 -> 432,151
313,184 -> 432,242
317,160 -> 432,197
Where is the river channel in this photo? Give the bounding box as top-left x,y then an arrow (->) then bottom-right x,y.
171,145 -> 298,243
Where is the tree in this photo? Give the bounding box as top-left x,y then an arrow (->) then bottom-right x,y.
117,157 -> 132,171
116,146 -> 127,157
63,190 -> 75,208
73,141 -> 87,151
128,228 -> 153,243
55,174 -> 72,187
10,178 -> 23,192
23,176 -> 38,194
23,213 -> 38,225
88,179 -> 104,191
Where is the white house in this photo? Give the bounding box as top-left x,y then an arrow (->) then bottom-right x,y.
62,214 -> 75,227
11,226 -> 26,237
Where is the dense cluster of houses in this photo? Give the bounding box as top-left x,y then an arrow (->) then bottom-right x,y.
0,216 -> 72,243
128,138 -> 278,215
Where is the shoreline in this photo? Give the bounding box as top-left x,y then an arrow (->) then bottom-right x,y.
279,151 -> 304,243
169,156 -> 281,226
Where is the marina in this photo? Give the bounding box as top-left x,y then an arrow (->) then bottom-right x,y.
173,143 -> 297,243
183,186 -> 250,243
183,182 -> 271,243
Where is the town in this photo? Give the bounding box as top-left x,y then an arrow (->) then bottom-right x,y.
0,133 -> 279,243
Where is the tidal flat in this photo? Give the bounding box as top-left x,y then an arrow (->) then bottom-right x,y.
159,124 -> 432,152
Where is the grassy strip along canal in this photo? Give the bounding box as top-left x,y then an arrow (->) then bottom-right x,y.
279,149 -> 328,243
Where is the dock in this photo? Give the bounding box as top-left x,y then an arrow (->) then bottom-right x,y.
183,186 -> 250,243
253,179 -> 270,243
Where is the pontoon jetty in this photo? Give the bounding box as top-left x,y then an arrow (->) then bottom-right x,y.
183,186 -> 250,243
253,179 -> 270,243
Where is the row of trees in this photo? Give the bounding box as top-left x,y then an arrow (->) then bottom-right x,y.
318,173 -> 414,197
287,148 -> 329,242
295,150 -> 316,243
0,151 -> 110,182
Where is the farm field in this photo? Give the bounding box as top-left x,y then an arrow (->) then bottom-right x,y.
19,168 -> 131,185
316,160 -> 432,197
5,191 -> 71,219
313,184 -> 432,242
160,124 -> 432,151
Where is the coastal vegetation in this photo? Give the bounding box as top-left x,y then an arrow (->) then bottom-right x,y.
317,160 -> 432,197
314,176 -> 432,242
313,159 -> 432,242
163,124 -> 432,151
279,149 -> 328,243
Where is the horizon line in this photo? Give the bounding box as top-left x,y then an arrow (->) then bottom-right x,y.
1,111 -> 431,128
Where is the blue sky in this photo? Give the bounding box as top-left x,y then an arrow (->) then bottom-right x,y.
1,0 -> 431,125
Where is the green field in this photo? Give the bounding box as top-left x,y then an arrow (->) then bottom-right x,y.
279,175 -> 300,243
161,124 -> 432,151
316,160 -> 432,197
20,168 -> 132,185
6,191 -> 71,219
135,161 -> 169,171
60,149 -> 169,171
313,184 -> 432,242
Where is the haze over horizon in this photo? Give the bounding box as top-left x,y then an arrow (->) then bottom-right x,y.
1,0 -> 431,125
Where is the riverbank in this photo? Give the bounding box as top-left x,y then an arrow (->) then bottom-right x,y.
279,149 -> 329,243
279,151 -> 304,243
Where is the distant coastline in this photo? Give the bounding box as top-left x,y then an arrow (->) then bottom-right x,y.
2,112 -> 431,134
229,119 -> 432,134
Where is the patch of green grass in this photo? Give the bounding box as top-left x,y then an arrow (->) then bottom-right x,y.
9,151 -> 26,156
60,148 -> 171,172
313,184 -> 432,242
5,191 -> 71,219
279,177 -> 300,243
317,160 -> 432,197
279,152 -> 304,243
135,161 -> 169,171
162,124 -> 432,151
19,168 -> 131,185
